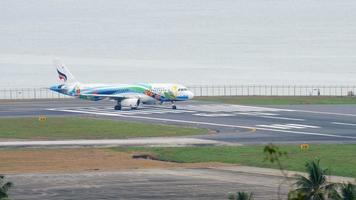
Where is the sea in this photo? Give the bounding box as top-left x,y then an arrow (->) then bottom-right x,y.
1,0 -> 356,88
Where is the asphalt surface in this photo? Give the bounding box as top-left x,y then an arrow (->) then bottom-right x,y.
1,99 -> 356,145
7,167 -> 289,200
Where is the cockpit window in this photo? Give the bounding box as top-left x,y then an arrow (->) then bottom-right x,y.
178,88 -> 188,91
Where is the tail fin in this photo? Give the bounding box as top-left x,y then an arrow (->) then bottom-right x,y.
53,59 -> 77,83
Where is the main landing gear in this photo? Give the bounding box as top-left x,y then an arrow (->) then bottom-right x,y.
171,101 -> 177,110
114,101 -> 122,110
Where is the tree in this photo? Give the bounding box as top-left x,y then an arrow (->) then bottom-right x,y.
0,175 -> 13,200
228,192 -> 253,200
263,143 -> 288,200
329,182 -> 356,200
291,159 -> 336,200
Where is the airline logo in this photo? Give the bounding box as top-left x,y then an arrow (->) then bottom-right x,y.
57,68 -> 67,82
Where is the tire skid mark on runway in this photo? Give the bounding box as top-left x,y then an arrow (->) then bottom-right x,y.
48,108 -> 356,140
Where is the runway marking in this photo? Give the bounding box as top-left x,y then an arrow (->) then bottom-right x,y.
0,138 -> 220,147
256,123 -> 320,130
193,113 -> 236,117
257,125 -> 290,130
48,108 -> 356,139
48,107 -> 195,115
288,123 -> 321,128
193,112 -> 283,118
181,104 -> 295,113
331,122 -> 356,127
51,108 -> 257,130
237,112 -> 279,116
259,116 -> 305,121
294,110 -> 356,117
251,112 -> 280,116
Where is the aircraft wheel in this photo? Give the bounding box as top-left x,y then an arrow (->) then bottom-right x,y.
172,105 -> 177,110
114,105 -> 122,110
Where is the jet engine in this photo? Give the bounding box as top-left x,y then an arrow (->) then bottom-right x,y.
120,98 -> 140,109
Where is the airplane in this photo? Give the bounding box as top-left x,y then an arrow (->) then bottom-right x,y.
49,60 -> 194,110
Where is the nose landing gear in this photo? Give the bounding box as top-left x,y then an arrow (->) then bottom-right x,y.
171,101 -> 177,110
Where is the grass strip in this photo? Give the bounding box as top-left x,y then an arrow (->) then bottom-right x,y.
114,144 -> 356,177
0,117 -> 208,139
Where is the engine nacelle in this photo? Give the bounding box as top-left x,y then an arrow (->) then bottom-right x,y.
120,98 -> 140,108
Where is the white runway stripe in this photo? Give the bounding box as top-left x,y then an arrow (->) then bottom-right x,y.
193,113 -> 236,117
256,125 -> 291,130
48,107 -> 195,115
331,122 -> 356,126
273,124 -> 309,129
259,116 -> 305,121
0,138 -> 220,147
237,112 -> 278,116
252,112 -> 280,116
294,110 -> 356,117
182,104 -> 294,113
287,124 -> 320,128
257,123 -> 320,130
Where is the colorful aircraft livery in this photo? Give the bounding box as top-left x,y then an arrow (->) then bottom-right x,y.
50,60 -> 194,110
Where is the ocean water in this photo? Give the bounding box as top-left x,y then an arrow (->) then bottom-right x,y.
1,0 -> 356,88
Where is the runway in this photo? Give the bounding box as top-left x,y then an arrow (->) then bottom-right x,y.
1,99 -> 356,145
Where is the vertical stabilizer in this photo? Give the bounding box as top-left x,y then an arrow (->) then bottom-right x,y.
53,59 -> 77,83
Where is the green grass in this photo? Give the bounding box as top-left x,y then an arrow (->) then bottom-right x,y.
195,96 -> 356,105
114,144 -> 356,177
0,117 -> 208,139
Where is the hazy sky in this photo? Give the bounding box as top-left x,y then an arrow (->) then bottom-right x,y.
1,0 -> 356,88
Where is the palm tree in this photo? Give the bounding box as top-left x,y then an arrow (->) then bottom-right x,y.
291,159 -> 335,200
329,182 -> 356,200
288,190 -> 307,200
0,175 -> 13,200
228,192 -> 253,200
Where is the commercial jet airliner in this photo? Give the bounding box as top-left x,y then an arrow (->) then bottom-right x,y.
50,60 -> 194,110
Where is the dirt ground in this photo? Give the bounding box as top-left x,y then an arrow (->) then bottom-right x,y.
0,148 -> 229,174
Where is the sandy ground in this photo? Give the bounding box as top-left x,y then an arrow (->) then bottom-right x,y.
0,148 -> 228,174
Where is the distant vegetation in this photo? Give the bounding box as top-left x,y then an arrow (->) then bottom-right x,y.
195,96 -> 356,105
0,117 -> 208,139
